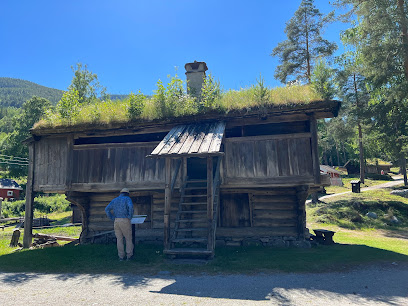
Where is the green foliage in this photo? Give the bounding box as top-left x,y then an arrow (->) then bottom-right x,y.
1,96 -> 51,176
69,63 -> 107,104
0,77 -> 63,107
311,58 -> 335,100
336,0 -> 408,166
34,84 -> 323,129
311,189 -> 408,230
1,194 -> 70,218
127,92 -> 146,119
271,0 -> 337,83
199,74 -> 222,111
56,89 -> 80,120
152,79 -> 167,118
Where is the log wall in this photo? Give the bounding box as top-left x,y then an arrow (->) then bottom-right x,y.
82,191 -> 180,243
79,187 -> 309,248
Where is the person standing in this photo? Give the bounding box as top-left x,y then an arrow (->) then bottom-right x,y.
105,188 -> 134,261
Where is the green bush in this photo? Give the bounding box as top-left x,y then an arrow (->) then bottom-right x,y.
127,92 -> 146,119
1,194 -> 70,218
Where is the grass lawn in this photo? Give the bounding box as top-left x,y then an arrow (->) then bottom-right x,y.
0,190 -> 407,274
324,177 -> 394,194
0,232 -> 406,275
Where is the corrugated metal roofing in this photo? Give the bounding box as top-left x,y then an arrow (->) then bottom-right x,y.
0,178 -> 23,190
149,122 -> 225,157
320,165 -> 342,175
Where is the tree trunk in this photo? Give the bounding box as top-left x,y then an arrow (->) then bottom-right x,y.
397,0 -> 408,80
305,11 -> 311,83
335,142 -> 340,167
402,155 -> 408,186
358,123 -> 365,183
342,143 -> 347,166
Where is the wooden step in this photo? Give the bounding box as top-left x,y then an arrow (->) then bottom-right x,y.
176,219 -> 206,223
184,186 -> 207,190
178,210 -> 206,214
172,238 -> 207,243
182,202 -> 207,205
164,248 -> 213,256
175,227 -> 207,232
183,194 -> 207,198
186,179 -> 206,183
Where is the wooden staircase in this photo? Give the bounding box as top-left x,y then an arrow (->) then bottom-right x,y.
164,157 -> 221,258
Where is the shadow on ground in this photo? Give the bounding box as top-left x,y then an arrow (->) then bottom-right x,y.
0,243 -> 407,303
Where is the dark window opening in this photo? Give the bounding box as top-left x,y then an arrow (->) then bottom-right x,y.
74,132 -> 168,145
225,121 -> 310,138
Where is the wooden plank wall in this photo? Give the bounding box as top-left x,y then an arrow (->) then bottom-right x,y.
85,191 -> 180,237
83,189 -> 302,241
72,144 -> 164,185
34,136 -> 69,192
224,134 -> 314,185
218,189 -> 298,237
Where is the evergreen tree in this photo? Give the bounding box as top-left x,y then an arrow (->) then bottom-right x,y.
337,0 -> 408,185
271,0 -> 337,84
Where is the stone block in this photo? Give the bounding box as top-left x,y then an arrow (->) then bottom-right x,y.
268,239 -> 287,248
242,239 -> 260,247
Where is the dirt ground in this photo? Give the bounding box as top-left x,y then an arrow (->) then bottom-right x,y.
0,264 -> 407,305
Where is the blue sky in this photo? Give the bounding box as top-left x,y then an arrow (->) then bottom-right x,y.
0,0 -> 349,95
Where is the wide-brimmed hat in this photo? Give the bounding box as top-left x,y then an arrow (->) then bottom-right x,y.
120,188 -> 130,194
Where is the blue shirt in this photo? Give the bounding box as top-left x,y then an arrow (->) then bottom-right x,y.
105,194 -> 134,221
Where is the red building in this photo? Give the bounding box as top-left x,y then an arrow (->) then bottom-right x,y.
0,178 -> 23,201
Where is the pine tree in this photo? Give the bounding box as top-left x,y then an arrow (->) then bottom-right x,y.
272,0 -> 337,84
337,0 -> 408,185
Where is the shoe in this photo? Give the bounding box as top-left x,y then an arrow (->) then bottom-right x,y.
126,256 -> 133,261
119,257 -> 124,261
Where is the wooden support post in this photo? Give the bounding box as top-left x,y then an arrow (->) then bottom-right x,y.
296,185 -> 309,239
164,158 -> 172,251
0,198 -> 2,220
182,157 -> 187,182
309,114 -> 321,185
23,142 -> 35,248
207,156 -> 213,251
66,135 -> 74,189
66,193 -> 90,243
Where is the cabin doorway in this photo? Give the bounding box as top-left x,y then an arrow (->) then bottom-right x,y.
187,157 -> 207,179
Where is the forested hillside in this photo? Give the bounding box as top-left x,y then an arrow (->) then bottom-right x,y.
0,77 -> 63,107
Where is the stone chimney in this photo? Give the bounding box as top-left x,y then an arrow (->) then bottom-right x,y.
185,61 -> 208,98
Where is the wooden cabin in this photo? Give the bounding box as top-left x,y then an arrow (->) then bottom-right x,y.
23,63 -> 340,258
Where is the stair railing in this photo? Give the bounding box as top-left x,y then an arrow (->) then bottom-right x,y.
210,156 -> 222,252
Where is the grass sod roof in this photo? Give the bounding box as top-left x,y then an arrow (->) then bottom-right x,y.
31,85 -> 341,136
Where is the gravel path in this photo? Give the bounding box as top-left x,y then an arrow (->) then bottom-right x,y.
307,178 -> 404,203
1,264 -> 407,305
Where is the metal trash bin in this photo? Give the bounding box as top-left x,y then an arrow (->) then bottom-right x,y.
350,180 -> 361,193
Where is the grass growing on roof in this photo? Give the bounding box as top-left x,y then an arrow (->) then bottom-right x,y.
33,80 -> 322,130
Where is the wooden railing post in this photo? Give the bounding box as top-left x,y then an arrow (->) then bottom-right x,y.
164,158 -> 172,250
309,114 -> 321,185
23,142 -> 35,248
207,156 -> 213,251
